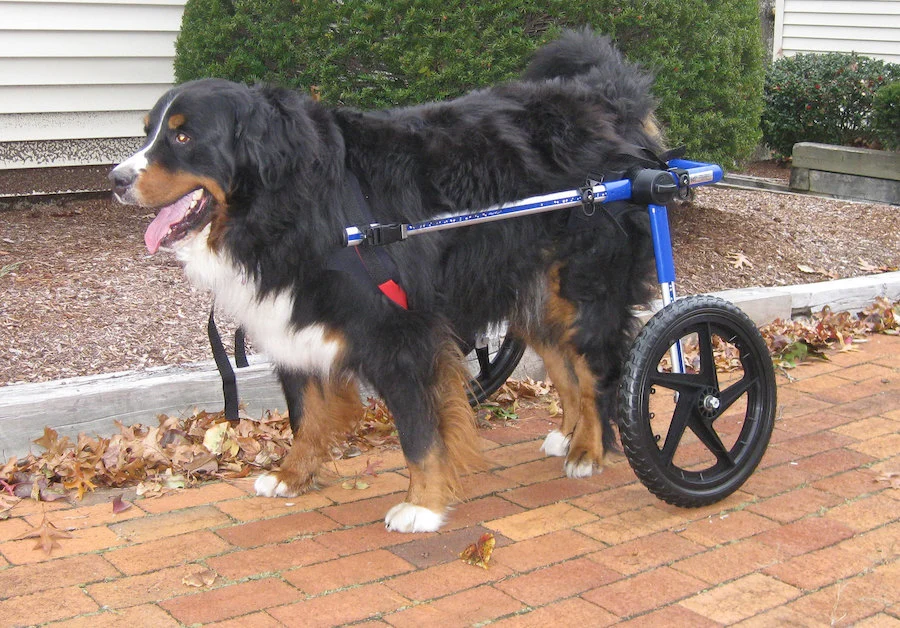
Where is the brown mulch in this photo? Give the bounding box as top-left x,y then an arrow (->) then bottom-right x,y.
1,161 -> 898,386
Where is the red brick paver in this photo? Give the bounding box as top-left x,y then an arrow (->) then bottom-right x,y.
0,334 -> 898,625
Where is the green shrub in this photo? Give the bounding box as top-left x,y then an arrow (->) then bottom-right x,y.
174,0 -> 764,167
872,81 -> 900,151
761,52 -> 899,158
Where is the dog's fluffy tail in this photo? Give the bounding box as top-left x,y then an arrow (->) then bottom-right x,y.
523,27 -> 660,146
522,27 -> 644,84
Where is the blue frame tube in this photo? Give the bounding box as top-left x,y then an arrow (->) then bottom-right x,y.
667,160 -> 724,187
648,204 -> 676,285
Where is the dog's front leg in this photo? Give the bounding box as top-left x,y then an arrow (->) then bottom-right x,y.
379,339 -> 483,533
255,372 -> 362,497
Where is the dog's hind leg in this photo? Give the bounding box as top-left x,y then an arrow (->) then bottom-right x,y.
255,373 -> 362,498
523,264 -> 613,478
532,343 -> 606,478
379,338 -> 483,533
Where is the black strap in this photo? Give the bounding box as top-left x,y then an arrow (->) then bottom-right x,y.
208,308 -> 246,421
234,326 -> 249,368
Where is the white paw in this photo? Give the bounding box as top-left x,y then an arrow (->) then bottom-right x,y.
564,459 -> 601,479
254,474 -> 296,497
541,430 -> 571,457
384,502 -> 445,533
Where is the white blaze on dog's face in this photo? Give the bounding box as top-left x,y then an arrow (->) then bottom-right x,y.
109,80 -> 241,255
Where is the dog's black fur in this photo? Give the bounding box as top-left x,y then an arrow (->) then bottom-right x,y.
111,29 -> 661,531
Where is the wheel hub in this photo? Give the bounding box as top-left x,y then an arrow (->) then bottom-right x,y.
697,386 -> 721,419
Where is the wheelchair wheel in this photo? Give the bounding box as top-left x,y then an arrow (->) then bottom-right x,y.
463,324 -> 527,406
619,294 -> 776,507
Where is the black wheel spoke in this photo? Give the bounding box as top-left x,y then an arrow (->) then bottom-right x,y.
466,333 -> 527,406
697,323 -> 719,388
716,373 -> 758,417
689,416 -> 736,468
659,397 -> 693,467
649,370 -> 706,395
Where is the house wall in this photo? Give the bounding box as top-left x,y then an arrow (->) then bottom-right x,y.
0,0 -> 186,168
773,0 -> 900,62
2,1 -> 899,169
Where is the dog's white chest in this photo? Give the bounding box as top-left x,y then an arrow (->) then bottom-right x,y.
176,230 -> 340,374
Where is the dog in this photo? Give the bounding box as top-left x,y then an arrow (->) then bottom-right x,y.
110,29 -> 661,532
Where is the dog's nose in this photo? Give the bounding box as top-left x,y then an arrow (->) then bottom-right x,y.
108,166 -> 134,199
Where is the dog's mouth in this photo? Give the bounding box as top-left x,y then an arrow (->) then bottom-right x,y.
144,189 -> 213,254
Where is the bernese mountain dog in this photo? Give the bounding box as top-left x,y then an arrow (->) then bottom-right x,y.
110,29 -> 661,532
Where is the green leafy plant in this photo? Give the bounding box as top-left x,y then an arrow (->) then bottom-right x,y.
761,52 -> 899,158
174,0 -> 764,167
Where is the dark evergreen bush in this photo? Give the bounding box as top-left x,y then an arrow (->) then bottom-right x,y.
174,0 -> 765,166
761,52 -> 899,157
872,81 -> 900,151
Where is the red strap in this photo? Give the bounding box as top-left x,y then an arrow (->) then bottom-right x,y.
378,280 -> 409,309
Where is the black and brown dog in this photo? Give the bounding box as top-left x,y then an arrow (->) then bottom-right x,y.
111,29 -> 661,532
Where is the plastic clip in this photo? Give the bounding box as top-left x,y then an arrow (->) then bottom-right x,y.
364,223 -> 408,246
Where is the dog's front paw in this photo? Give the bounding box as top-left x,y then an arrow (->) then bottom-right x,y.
564,459 -> 602,478
563,446 -> 604,479
254,473 -> 300,498
384,502 -> 445,533
540,430 -> 571,457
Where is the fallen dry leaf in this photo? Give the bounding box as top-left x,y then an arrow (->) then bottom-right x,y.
797,264 -> 839,279
182,568 -> 218,587
727,252 -> 753,269
16,513 -> 73,555
460,532 -> 495,569
111,493 -> 132,514
362,458 -> 383,478
875,471 -> 900,490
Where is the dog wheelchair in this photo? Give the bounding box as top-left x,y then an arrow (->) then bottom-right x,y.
344,159 -> 777,508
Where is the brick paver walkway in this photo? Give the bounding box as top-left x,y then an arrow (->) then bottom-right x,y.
1,334 -> 898,626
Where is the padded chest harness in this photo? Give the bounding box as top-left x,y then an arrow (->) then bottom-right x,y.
208,169 -> 408,420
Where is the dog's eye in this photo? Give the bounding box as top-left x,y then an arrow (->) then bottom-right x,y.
174,132 -> 191,144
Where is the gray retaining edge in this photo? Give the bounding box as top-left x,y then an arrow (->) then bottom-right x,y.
2,271 -> 899,459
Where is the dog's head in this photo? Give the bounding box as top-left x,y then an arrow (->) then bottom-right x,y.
110,78 -> 330,255
109,79 -> 245,253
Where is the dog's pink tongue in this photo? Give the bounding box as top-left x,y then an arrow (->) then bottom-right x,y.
144,193 -> 194,254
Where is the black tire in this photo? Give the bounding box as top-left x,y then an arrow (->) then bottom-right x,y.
463,329 -> 527,406
619,295 -> 776,507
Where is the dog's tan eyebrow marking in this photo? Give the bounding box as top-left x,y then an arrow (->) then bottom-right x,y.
167,114 -> 186,130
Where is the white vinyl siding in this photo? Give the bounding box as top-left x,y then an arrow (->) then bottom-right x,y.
774,0 -> 900,62
0,0 -> 184,165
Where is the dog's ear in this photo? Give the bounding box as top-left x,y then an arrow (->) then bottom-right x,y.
232,94 -> 287,190
232,87 -> 327,192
